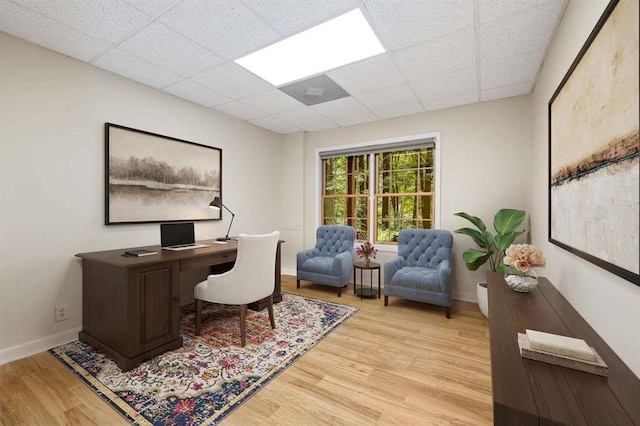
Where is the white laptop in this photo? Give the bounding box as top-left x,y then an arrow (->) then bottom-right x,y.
160,222 -> 208,251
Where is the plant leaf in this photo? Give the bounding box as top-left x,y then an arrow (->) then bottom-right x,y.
462,249 -> 492,271
494,231 -> 524,252
494,209 -> 526,235
454,212 -> 487,232
454,227 -> 490,248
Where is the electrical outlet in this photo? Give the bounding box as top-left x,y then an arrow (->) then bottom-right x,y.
55,304 -> 68,322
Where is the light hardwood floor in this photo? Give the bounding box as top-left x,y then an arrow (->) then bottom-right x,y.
0,275 -> 493,425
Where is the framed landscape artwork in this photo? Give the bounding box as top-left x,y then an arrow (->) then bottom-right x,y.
548,0 -> 639,285
105,123 -> 222,225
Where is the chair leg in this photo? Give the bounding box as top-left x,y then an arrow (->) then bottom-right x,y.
195,299 -> 202,336
445,306 -> 451,319
337,286 -> 342,297
240,304 -> 247,347
384,295 -> 388,306
296,279 -> 300,289
267,296 -> 276,329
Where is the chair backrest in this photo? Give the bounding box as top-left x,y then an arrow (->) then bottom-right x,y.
314,225 -> 355,256
398,229 -> 453,269
233,231 -> 280,303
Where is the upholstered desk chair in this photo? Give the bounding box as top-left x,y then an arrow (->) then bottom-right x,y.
194,231 -> 280,346
384,229 -> 453,318
296,225 -> 355,297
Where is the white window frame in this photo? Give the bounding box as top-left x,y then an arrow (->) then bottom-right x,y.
315,132 -> 441,252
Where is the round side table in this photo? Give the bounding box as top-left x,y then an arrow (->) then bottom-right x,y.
353,261 -> 381,300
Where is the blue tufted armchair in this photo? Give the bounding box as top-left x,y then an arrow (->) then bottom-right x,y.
384,229 -> 453,318
297,225 -> 355,297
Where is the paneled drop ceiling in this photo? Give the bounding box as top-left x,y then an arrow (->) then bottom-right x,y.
0,0 -> 567,134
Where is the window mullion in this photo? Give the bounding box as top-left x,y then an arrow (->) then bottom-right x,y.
369,153 -> 376,244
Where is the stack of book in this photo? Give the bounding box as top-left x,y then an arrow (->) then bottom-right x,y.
517,329 -> 608,376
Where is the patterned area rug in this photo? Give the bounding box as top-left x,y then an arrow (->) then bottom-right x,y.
50,293 -> 357,425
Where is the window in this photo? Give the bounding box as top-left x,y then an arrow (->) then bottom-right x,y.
320,136 -> 438,244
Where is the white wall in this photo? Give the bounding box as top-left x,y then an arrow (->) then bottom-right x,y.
302,97 -> 533,301
530,0 -> 640,378
0,33 -> 283,363
279,132 -> 304,274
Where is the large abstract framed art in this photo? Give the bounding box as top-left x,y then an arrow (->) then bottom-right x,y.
105,123 -> 222,225
548,0 -> 639,285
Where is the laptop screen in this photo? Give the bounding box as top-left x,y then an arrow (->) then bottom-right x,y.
160,222 -> 195,247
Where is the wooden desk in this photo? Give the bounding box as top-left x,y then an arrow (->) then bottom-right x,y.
488,272 -> 640,425
75,239 -> 283,371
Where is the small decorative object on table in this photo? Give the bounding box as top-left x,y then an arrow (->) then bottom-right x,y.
356,241 -> 377,265
503,244 -> 546,292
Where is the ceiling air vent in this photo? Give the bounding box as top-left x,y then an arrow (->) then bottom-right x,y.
279,74 -> 349,106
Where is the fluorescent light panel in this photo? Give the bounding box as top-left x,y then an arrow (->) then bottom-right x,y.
235,9 -> 385,86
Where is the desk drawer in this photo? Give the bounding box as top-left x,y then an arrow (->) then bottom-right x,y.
180,251 -> 236,271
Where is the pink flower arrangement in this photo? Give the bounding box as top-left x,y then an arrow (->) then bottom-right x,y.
356,241 -> 377,260
503,244 -> 546,274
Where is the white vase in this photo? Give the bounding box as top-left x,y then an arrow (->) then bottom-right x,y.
477,282 -> 489,318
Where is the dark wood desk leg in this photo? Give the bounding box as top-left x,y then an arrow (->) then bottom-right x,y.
378,268 -> 381,298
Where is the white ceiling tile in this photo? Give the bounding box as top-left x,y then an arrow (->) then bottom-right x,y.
240,90 -> 305,114
163,80 -> 231,107
422,91 -> 479,111
117,22 -> 224,77
214,101 -> 266,121
273,107 -> 331,127
10,0 -> 152,44
124,0 -> 183,17
311,97 -> 377,126
327,54 -> 405,95
364,0 -> 474,50
92,48 -> 182,88
479,1 -> 565,63
394,28 -> 476,82
355,84 -> 423,118
481,81 -> 532,102
159,0 -> 281,59
242,0 -> 361,36
479,0 -> 563,23
302,120 -> 340,132
192,63 -> 273,99
0,0 -> 110,62
249,116 -> 302,134
481,50 -> 543,90
411,67 -> 478,103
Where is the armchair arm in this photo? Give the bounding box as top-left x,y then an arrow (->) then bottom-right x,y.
297,248 -> 318,270
437,259 -> 452,293
384,256 -> 406,285
333,250 -> 353,284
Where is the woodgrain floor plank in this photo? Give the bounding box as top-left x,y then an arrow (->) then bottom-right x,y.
0,275 -> 492,425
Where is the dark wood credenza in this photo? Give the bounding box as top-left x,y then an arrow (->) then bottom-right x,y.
75,239 -> 283,371
488,272 -> 640,425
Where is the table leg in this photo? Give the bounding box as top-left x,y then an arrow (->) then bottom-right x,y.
353,266 -> 356,295
378,267 -> 381,298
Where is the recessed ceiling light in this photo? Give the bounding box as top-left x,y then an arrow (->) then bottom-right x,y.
235,9 -> 385,87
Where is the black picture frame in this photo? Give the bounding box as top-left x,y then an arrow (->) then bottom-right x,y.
548,0 -> 639,286
105,123 -> 222,225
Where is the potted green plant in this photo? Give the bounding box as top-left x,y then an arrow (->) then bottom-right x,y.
454,208 -> 526,318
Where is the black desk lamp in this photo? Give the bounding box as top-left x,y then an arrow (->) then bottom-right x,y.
209,196 -> 235,241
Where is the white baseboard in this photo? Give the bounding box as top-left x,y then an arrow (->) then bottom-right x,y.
0,327 -> 81,366
282,269 -> 296,277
